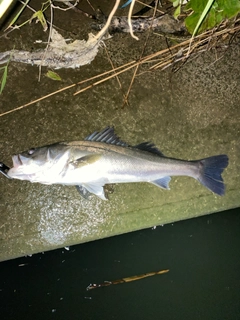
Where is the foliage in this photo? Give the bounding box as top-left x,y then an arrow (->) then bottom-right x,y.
120,0 -> 240,35
7,0 -> 31,29
46,70 -> 62,81
30,10 -> 48,31
185,0 -> 240,35
0,55 -> 11,94
0,64 -> 8,94
6,0 -> 49,31
169,0 -> 185,19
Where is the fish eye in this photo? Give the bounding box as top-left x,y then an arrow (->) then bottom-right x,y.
28,148 -> 35,155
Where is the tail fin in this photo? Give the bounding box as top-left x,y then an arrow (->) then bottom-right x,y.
197,155 -> 228,196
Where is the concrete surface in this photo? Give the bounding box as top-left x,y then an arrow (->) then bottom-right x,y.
0,1 -> 239,261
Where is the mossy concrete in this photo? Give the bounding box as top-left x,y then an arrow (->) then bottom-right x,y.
0,3 -> 239,261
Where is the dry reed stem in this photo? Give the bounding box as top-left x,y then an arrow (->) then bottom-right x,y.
70,25 -> 240,95
123,0 -> 160,106
103,44 -> 130,107
0,61 -> 137,117
135,0 -> 165,14
0,23 -> 239,117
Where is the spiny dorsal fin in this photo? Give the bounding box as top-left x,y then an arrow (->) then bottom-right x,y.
85,127 -> 128,147
134,142 -> 164,157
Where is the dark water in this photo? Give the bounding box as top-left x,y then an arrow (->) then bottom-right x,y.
0,208 -> 240,320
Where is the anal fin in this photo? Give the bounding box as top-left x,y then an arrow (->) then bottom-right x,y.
150,176 -> 171,190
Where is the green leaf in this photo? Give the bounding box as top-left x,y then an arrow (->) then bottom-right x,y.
174,5 -> 181,19
173,0 -> 180,8
217,0 -> 240,18
30,10 -> 48,31
185,0 -> 215,35
46,70 -> 62,81
185,0 -> 240,35
0,66 -> 8,94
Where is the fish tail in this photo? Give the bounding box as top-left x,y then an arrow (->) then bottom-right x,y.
197,155 -> 228,196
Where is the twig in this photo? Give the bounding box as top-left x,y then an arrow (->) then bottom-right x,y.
103,45 -> 130,107
86,269 -> 169,290
73,61 -> 139,95
94,0 -> 121,40
128,0 -> 139,40
134,0 -> 165,15
38,1 -> 54,81
123,0 -> 159,106
0,83 -> 76,117
0,60 -> 136,117
53,1 -> 95,19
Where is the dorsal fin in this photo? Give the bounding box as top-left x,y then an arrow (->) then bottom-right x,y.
85,127 -> 128,147
134,142 -> 164,156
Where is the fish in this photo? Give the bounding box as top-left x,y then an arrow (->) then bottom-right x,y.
7,127 -> 229,200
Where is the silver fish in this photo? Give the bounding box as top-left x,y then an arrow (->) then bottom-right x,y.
7,127 -> 228,200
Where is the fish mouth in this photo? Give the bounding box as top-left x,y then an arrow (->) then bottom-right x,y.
12,154 -> 23,168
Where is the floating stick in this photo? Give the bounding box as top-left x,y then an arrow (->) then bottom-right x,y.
86,269 -> 169,291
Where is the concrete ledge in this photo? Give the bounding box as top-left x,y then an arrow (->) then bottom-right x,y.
0,17 -> 239,261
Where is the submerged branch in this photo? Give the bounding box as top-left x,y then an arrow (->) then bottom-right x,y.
86,269 -> 169,291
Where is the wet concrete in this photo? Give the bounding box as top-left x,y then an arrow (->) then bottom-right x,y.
0,1 -> 239,260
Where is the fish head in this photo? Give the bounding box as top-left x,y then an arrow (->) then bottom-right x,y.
8,146 -> 53,181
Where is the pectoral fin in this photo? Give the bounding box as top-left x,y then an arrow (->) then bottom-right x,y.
76,182 -> 107,200
84,183 -> 107,200
150,176 -> 171,190
72,154 -> 102,168
75,185 -> 92,199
